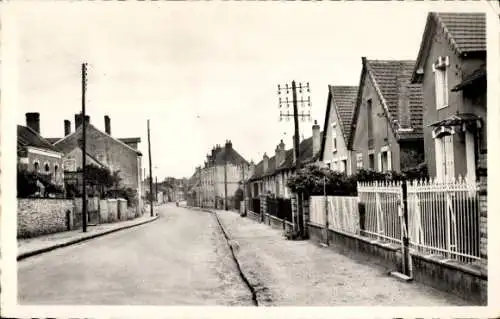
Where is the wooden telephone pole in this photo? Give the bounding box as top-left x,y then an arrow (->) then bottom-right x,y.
277,81 -> 311,237
81,62 -> 88,233
147,120 -> 154,217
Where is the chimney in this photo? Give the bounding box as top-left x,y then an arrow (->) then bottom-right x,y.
104,115 -> 111,135
26,112 -> 40,134
64,120 -> 71,136
225,139 -> 232,149
74,113 -> 90,130
275,140 -> 286,166
397,65 -> 411,129
312,120 -> 321,155
263,153 -> 269,172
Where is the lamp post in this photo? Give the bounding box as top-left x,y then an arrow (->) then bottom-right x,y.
277,81 -> 311,237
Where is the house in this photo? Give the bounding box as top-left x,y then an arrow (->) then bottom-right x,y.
48,114 -> 144,208
198,140 -> 251,208
247,121 -> 323,199
348,58 -> 424,173
17,113 -> 65,187
318,85 -> 358,175
411,12 -> 486,182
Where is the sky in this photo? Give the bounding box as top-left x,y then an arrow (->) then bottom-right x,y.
6,1 -> 494,180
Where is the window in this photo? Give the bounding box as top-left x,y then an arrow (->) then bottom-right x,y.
326,162 -> 331,169
356,153 -> 363,170
433,56 -> 449,110
368,154 -> 375,170
54,165 -> 59,181
341,159 -> 348,173
332,122 -> 337,152
33,161 -> 40,173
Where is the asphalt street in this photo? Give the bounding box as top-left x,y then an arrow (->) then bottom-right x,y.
18,204 -> 252,305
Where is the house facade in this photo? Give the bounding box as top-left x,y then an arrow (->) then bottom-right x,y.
248,122 -> 323,199
18,113 -> 65,187
348,58 -> 424,173
318,85 -> 358,175
49,114 -> 144,210
198,140 -> 251,208
411,12 -> 486,182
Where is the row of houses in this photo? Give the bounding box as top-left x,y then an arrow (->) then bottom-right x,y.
246,12 -> 486,200
17,112 -> 145,212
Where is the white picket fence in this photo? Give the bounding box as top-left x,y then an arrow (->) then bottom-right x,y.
357,178 -> 481,263
309,196 -> 359,235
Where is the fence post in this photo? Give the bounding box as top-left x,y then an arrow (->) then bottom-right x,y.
401,180 -> 411,277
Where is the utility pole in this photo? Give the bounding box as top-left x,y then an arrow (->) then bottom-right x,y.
241,163 -> 246,214
224,155 -> 228,211
155,176 -> 158,203
278,81 -> 311,237
81,62 -> 88,233
147,119 -> 154,217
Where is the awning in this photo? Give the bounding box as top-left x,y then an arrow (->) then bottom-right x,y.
452,66 -> 486,92
427,113 -> 482,128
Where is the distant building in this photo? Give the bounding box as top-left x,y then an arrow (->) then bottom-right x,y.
17,113 -> 65,187
198,140 -> 251,209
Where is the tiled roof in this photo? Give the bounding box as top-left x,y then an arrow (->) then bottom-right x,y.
213,146 -> 249,166
248,133 -> 323,181
17,125 -> 61,153
366,59 -> 424,138
45,138 -> 61,145
119,138 -> 141,144
330,86 -> 358,142
452,64 -> 486,92
435,12 -> 486,54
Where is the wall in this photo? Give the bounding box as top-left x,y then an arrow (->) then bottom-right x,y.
18,198 -> 73,238
352,72 -> 401,172
419,26 -> 485,178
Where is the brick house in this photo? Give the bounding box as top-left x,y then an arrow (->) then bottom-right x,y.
410,12 -> 486,182
198,140 -> 251,208
48,114 -> 144,209
348,58 -> 424,173
17,113 -> 65,187
248,122 -> 323,199
318,85 -> 358,175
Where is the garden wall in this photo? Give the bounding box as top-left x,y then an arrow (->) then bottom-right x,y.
18,198 -> 73,238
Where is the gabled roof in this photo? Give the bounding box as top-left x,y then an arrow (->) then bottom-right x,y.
319,85 -> 357,161
412,12 -> 486,83
348,58 -> 423,149
212,145 -> 249,166
248,133 -> 323,182
45,138 -> 61,145
17,125 -> 61,153
54,123 -> 142,156
119,138 -> 141,144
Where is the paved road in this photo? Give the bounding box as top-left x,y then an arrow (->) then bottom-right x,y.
18,204 -> 252,305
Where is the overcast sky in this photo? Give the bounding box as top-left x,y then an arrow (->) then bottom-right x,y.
8,1 -> 492,180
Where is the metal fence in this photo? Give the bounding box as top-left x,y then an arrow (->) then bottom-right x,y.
249,197 -> 260,214
357,178 -> 481,263
357,181 -> 403,245
266,197 -> 293,222
407,178 -> 480,263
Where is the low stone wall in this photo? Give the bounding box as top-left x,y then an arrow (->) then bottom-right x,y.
108,199 -> 118,222
18,199 -> 74,238
308,223 -> 487,305
99,199 -> 109,223
117,198 -> 127,221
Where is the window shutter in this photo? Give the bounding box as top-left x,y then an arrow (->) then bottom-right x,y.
387,151 -> 392,171
434,138 -> 443,181
377,152 -> 382,172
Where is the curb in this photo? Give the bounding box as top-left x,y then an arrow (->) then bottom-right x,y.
17,215 -> 160,261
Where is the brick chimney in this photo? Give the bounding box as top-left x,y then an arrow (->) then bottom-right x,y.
74,113 -> 90,130
26,112 -> 40,134
275,140 -> 286,166
225,139 -> 232,149
263,153 -> 269,172
104,115 -> 111,135
397,65 -> 411,129
64,120 -> 71,136
312,120 -> 321,156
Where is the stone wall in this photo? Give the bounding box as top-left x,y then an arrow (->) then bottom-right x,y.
18,199 -> 73,238
118,198 -> 127,221
99,199 -> 110,223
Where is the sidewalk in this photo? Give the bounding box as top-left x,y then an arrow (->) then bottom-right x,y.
18,213 -> 159,260
213,209 -> 470,306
